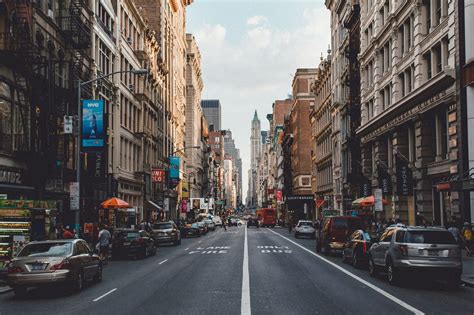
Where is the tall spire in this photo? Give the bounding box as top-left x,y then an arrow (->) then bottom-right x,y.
253,110 -> 258,121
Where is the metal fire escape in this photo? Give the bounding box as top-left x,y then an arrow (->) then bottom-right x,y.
2,0 -> 42,154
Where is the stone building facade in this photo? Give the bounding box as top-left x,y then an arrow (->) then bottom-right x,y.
358,0 -> 462,225
185,33 -> 204,199
310,54 -> 333,216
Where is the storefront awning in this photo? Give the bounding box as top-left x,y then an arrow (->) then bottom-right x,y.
147,200 -> 163,211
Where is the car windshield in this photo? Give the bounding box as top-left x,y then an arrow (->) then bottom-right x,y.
299,222 -> 313,227
405,231 -> 457,245
154,223 -> 172,229
18,242 -> 72,257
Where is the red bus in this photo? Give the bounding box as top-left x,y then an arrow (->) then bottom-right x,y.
259,208 -> 276,227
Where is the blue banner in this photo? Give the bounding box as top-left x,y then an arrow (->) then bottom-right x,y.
169,156 -> 180,179
82,100 -> 104,148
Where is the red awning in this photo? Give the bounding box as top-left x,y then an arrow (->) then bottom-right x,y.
316,199 -> 325,209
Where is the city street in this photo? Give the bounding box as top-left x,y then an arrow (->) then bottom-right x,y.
1,226 -> 473,315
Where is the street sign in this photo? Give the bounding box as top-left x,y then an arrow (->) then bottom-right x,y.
63,115 -> 73,134
374,188 -> 383,212
151,169 -> 165,182
70,182 -> 79,210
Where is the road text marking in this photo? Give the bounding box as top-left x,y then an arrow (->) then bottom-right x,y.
93,288 -> 117,302
267,229 -> 424,315
241,226 -> 251,315
158,259 -> 168,265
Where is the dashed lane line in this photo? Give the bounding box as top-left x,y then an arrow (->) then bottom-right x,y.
267,228 -> 424,315
93,288 -> 117,302
158,259 -> 168,265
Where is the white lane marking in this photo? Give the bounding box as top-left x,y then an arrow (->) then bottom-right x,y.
198,241 -> 202,243
241,226 -> 251,315
267,229 -> 424,315
158,259 -> 168,265
184,248 -> 189,251
93,288 -> 117,302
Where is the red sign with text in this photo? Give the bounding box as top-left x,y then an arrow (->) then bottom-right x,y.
152,169 -> 165,183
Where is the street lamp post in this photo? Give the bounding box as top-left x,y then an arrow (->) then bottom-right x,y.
75,69 -> 148,232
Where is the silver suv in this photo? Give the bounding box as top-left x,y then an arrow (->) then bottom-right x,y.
368,225 -> 462,288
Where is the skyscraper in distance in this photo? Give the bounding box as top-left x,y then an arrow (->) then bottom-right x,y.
201,99 -> 222,131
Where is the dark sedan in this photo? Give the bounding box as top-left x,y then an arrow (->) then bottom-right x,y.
247,218 -> 259,228
342,230 -> 374,268
182,223 -> 201,238
112,230 -> 157,260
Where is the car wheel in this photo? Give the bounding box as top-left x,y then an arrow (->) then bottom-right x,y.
368,257 -> 377,277
387,260 -> 400,285
73,271 -> 84,292
93,264 -> 103,283
13,286 -> 27,298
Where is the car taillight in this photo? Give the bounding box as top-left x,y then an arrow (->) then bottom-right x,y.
51,259 -> 72,271
8,266 -> 23,273
363,242 -> 367,253
399,245 -> 408,256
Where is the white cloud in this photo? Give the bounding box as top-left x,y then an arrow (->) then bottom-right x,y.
192,7 -> 330,201
246,15 -> 268,26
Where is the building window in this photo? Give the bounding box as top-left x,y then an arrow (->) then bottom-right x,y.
408,126 -> 416,163
424,0 -> 431,32
424,51 -> 432,80
380,84 -> 391,110
435,109 -> 448,159
433,43 -> 442,74
98,40 -> 112,75
435,0 -> 442,26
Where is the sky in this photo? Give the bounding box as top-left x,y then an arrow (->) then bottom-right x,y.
187,0 -> 330,202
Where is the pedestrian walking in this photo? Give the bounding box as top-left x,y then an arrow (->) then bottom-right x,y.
98,225 -> 111,264
447,222 -> 461,243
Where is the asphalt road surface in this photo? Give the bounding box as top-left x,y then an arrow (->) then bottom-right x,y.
1,226 -> 473,315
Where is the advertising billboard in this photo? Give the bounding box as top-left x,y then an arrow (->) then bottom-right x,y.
169,156 -> 181,179
82,100 -> 105,148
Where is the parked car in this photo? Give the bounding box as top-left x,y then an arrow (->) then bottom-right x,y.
182,223 -> 201,238
247,218 -> 260,228
112,229 -> 157,260
213,216 -> 223,227
316,216 -> 364,255
368,226 -> 462,288
152,221 -> 181,246
202,219 -> 216,231
7,239 -> 102,297
295,220 -> 316,239
342,230 -> 374,268
196,221 -> 208,235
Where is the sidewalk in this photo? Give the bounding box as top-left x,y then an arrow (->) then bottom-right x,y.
462,250 -> 474,287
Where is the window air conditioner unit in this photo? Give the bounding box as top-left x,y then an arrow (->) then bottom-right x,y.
48,9 -> 54,19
